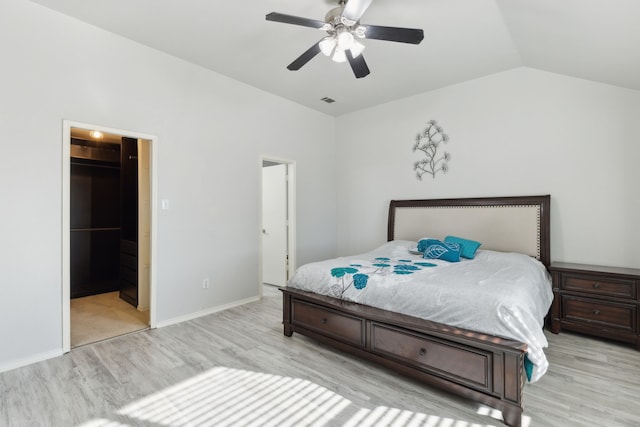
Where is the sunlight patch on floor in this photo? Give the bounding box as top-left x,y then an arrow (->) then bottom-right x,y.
77,367 -> 522,426
117,367 -> 350,426
77,419 -> 130,427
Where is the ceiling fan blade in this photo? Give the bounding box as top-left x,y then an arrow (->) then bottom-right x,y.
287,42 -> 322,71
346,50 -> 370,79
266,12 -> 326,29
364,25 -> 424,44
342,0 -> 374,22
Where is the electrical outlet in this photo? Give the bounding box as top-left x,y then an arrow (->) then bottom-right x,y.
202,278 -> 210,289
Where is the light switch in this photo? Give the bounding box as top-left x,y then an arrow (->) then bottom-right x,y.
161,199 -> 170,210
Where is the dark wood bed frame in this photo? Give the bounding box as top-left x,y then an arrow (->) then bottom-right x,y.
281,195 -> 551,427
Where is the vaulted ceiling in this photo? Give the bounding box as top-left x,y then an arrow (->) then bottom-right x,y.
31,0 -> 640,116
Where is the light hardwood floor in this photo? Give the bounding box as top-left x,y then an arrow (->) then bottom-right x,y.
1,285 -> 638,427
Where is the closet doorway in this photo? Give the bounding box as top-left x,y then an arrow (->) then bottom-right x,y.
260,158 -> 296,294
62,121 -> 157,351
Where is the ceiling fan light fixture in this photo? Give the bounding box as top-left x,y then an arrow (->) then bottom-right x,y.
336,29 -> 355,50
319,37 -> 337,56
349,40 -> 365,58
329,30 -> 365,62
332,48 -> 347,63
340,16 -> 357,27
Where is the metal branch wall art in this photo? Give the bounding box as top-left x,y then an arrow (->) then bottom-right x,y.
413,120 -> 450,180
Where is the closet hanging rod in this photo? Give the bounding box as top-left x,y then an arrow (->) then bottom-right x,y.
70,227 -> 121,232
70,160 -> 120,170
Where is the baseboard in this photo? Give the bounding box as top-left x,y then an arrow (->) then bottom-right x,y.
155,295 -> 260,328
1,296 -> 260,373
0,349 -> 64,374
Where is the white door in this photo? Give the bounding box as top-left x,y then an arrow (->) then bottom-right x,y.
262,163 -> 288,286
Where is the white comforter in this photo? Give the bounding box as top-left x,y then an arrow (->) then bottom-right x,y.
287,240 -> 554,382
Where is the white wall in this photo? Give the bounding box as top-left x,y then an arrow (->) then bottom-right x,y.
335,68 -> 640,269
0,0 -> 337,371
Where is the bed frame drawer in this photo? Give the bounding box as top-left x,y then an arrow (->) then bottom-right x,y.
370,323 -> 491,391
291,300 -> 365,347
282,287 -> 527,427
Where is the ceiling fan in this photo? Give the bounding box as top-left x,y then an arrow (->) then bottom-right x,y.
266,0 -> 424,79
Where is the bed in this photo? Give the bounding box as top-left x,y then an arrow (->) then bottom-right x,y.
281,195 -> 552,427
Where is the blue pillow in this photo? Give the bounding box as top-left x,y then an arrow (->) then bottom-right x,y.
421,239 -> 461,262
444,235 -> 482,259
416,238 -> 432,253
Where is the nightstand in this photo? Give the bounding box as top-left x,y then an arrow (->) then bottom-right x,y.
549,262 -> 640,348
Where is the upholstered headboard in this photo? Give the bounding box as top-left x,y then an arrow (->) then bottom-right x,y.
388,195 -> 551,267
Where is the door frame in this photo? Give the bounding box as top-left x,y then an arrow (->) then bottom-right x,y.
62,120 -> 158,352
259,156 -> 296,297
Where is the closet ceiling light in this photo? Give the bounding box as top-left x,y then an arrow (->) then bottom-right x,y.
89,131 -> 104,139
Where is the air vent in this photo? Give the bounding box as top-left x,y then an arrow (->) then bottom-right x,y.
321,97 -> 336,103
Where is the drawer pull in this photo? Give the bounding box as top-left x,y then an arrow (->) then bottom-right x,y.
419,348 -> 427,356
593,309 -> 600,315
321,318 -> 328,324
593,282 -> 600,289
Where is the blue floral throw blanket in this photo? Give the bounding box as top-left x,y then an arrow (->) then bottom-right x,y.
287,240 -> 553,383
329,257 -> 437,299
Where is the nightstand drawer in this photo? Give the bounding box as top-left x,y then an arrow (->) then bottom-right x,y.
561,275 -> 636,299
562,296 -> 636,331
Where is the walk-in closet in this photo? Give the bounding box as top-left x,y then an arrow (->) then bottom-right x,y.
69,129 -> 149,347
